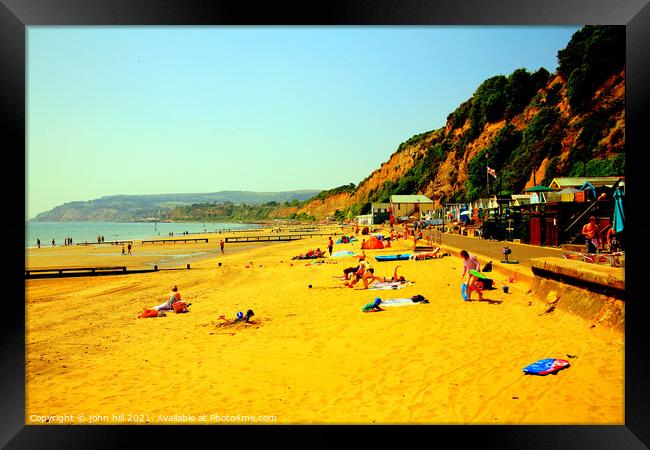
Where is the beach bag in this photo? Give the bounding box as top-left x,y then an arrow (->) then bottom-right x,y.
140,309 -> 159,318
172,301 -> 188,314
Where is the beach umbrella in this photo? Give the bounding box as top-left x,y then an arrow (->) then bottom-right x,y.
612,188 -> 624,233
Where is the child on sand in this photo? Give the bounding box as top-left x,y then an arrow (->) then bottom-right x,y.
460,250 -> 483,301
362,297 -> 383,312
218,309 -> 255,324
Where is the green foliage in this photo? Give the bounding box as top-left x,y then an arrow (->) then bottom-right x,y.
448,100 -> 472,129
542,156 -> 562,186
501,107 -> 562,192
568,105 -> 620,171
504,68 -> 538,119
289,212 -> 316,221
544,82 -> 563,107
368,180 -> 396,203
568,154 -> 624,178
464,124 -> 523,200
566,66 -> 590,112
468,75 -> 508,139
311,183 -> 356,202
557,25 -> 625,112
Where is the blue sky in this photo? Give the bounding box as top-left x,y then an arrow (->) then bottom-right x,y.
27,26 -> 580,219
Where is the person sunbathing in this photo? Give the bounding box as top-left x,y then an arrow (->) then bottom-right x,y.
412,246 -> 441,260
369,265 -> 407,283
152,285 -> 182,311
292,248 -> 326,260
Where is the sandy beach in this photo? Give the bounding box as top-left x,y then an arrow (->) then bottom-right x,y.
24,226 -> 624,424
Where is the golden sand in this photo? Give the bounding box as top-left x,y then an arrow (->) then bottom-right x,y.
25,227 -> 624,424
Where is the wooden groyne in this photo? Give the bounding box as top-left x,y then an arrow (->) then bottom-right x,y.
76,241 -> 133,245
141,238 -> 208,244
225,233 -> 337,243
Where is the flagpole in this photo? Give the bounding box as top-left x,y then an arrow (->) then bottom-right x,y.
487,166 -> 490,196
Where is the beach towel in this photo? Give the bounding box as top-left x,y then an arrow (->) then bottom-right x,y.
381,298 -> 428,307
522,358 -> 570,375
368,281 -> 410,290
331,250 -> 357,258
139,308 -> 160,318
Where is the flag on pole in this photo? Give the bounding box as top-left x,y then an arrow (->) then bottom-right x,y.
487,166 -> 497,178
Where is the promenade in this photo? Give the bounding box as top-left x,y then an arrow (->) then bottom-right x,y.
437,232 -> 566,268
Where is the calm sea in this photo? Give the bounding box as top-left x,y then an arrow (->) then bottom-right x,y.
25,221 -> 261,248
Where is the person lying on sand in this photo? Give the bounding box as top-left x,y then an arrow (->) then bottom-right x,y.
218,309 -> 255,324
369,265 -> 407,283
153,285 -> 182,311
292,248 -> 327,260
362,297 -> 383,312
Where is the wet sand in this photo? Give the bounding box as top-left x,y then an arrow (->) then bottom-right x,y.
24,226 -> 623,424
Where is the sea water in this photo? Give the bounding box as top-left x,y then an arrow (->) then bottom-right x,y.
25,221 -> 261,248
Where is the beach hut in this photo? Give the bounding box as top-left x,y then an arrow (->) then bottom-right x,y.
511,194 -> 531,206
549,176 -> 622,190
557,187 -> 581,202
578,181 -> 597,202
390,195 -> 434,220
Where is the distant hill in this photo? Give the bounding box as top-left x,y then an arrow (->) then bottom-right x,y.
30,190 -> 322,222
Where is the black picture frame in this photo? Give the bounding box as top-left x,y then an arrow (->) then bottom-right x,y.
4,0 -> 648,448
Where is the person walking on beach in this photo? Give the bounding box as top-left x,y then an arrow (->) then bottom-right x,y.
36,238 -> 40,248
127,243 -> 132,255
52,239 -> 55,247
327,236 -> 334,256
581,216 -> 600,254
460,250 -> 483,301
220,239 -> 225,254
121,245 -> 126,255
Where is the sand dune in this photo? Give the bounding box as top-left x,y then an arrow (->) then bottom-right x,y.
25,228 -> 623,424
